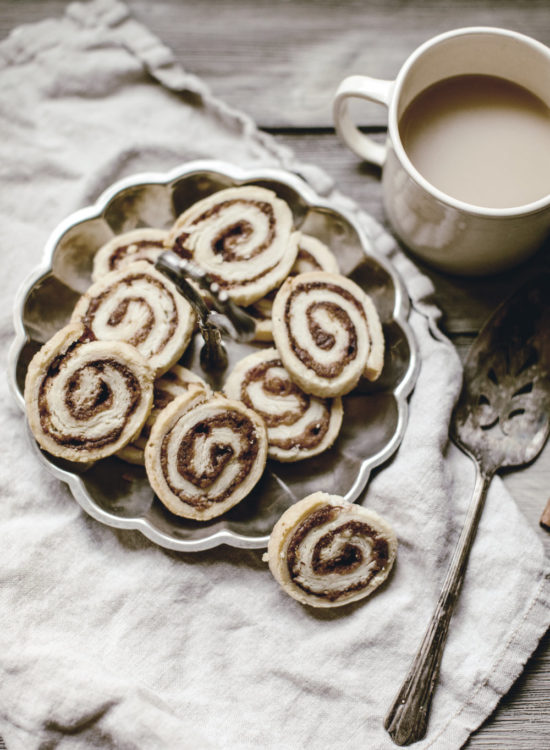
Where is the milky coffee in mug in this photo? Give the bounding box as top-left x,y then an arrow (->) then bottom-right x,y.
399,74 -> 550,210
333,28 -> 550,275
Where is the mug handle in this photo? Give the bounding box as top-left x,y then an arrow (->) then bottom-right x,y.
333,76 -> 394,167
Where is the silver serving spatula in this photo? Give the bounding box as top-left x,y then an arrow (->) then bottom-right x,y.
384,272 -> 550,745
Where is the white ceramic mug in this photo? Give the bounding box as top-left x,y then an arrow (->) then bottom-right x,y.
333,27 -> 550,275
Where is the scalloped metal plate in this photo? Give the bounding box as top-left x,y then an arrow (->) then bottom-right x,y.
8,160 -> 419,551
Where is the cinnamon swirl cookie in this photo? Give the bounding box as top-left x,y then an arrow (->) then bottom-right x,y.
272,271 -> 384,397
71,261 -> 196,376
166,186 -> 299,305
117,366 -> 211,465
248,235 -> 340,342
224,348 -> 343,462
264,492 -> 397,607
92,228 -> 169,281
24,324 -> 154,462
145,390 -> 268,520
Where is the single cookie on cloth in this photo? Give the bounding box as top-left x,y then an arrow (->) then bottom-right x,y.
247,234 -> 340,341
117,365 -> 211,465
144,390 -> 268,520
264,492 -> 397,607
24,323 -> 154,463
92,228 -> 169,281
71,260 -> 196,376
166,185 -> 299,306
223,348 -> 343,462
272,271 -> 385,397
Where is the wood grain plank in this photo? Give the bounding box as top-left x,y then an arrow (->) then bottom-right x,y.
129,0 -> 550,128
464,628 -> 550,749
0,1 -> 68,34
2,1 -> 550,127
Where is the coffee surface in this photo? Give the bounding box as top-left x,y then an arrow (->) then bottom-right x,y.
399,75 -> 550,208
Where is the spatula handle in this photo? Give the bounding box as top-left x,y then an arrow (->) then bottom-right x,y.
384,465 -> 492,745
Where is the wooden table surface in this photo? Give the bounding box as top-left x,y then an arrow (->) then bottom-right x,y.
2,2 -> 549,748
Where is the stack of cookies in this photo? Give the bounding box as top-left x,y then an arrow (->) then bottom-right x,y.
25,183 -> 396,605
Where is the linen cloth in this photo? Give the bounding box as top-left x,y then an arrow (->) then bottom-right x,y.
0,1 -> 548,748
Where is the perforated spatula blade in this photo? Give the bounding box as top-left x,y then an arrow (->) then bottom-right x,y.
452,274 -> 550,474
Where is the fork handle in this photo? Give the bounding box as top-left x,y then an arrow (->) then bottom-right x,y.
384,465 -> 492,745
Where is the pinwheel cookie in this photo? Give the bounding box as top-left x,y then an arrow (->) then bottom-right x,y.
272,271 -> 385,397
71,260 -> 196,376
224,348 -> 343,462
145,390 -> 268,520
166,185 -> 299,305
24,323 -> 154,462
92,228 -> 169,281
248,234 -> 340,341
264,492 -> 397,607
117,365 -> 211,465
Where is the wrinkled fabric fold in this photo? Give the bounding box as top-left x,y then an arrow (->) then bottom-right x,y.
0,2 -> 548,749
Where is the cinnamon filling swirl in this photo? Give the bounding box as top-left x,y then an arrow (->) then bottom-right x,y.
223,347 -> 343,462
167,186 -> 298,305
81,273 -> 178,356
246,236 -> 340,343
152,368 -> 209,413
176,199 -> 275,263
291,235 -> 340,277
92,229 -> 171,282
285,282 -> 365,378
25,323 -> 155,462
145,391 -> 268,520
295,248 -> 321,271
38,358 -> 141,449
72,261 -> 195,377
171,233 -> 193,259
286,505 -> 390,601
116,367 -> 210,466
249,249 -> 326,319
239,358 -> 331,450
272,271 -> 380,397
206,203 -> 274,262
108,239 -> 165,272
160,410 -> 260,509
265,493 -> 397,607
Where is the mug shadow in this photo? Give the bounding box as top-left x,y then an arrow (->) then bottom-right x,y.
393,231 -> 550,337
